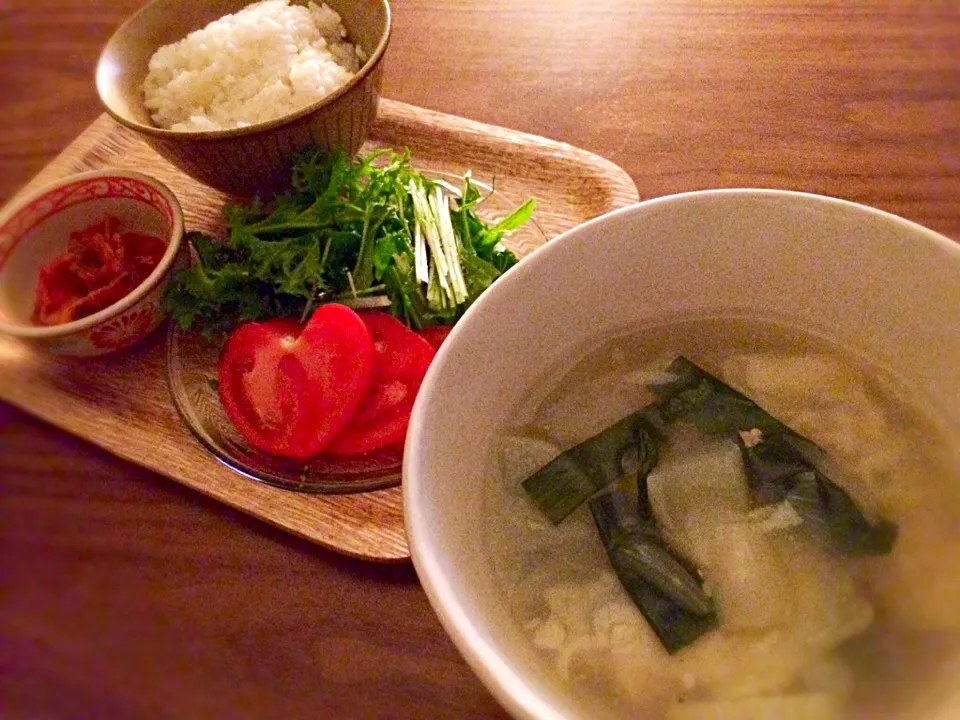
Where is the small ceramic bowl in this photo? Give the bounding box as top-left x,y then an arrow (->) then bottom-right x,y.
95,0 -> 392,196
0,170 -> 185,356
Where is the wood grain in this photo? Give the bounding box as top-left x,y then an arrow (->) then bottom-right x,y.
0,104 -> 638,561
2,1 -> 958,719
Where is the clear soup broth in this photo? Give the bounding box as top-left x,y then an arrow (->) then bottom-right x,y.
491,316 -> 960,720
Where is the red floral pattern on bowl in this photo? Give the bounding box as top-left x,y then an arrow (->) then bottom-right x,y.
90,306 -> 162,351
0,170 -> 184,357
0,175 -> 174,274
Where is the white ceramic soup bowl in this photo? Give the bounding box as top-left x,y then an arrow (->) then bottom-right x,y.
403,190 -> 960,720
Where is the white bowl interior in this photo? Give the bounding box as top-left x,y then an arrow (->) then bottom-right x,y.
0,195 -> 174,327
405,190 -> 960,720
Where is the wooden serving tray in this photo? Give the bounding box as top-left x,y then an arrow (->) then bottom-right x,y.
0,99 -> 639,562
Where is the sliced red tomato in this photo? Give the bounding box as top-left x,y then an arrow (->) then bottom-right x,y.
218,304 -> 374,460
324,390 -> 419,455
417,324 -> 454,350
348,379 -> 411,426
361,312 -> 436,381
325,312 -> 436,456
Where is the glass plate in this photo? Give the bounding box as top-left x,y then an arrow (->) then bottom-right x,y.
166,173 -> 546,494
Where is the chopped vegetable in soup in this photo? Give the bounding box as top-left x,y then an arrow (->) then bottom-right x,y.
492,317 -> 960,719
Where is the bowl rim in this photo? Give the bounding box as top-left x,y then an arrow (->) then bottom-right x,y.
403,187 -> 960,720
95,0 -> 392,139
0,169 -> 185,339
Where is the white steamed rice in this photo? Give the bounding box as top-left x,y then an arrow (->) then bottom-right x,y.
143,0 -> 366,132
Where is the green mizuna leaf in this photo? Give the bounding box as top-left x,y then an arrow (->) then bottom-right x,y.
164,147 -> 534,335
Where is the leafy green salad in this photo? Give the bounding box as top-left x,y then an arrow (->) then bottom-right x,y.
164,147 -> 535,335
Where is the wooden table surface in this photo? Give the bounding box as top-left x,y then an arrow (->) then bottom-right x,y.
2,2 -> 958,718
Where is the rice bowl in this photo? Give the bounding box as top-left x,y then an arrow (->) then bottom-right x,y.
95,0 -> 391,194
143,0 -> 367,131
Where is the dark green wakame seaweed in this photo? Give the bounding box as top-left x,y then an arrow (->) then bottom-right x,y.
590,490 -> 717,652
648,356 -> 791,436
649,356 -> 897,556
516,354 -> 898,656
521,408 -> 662,524
590,491 -> 713,616
743,434 -> 898,555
